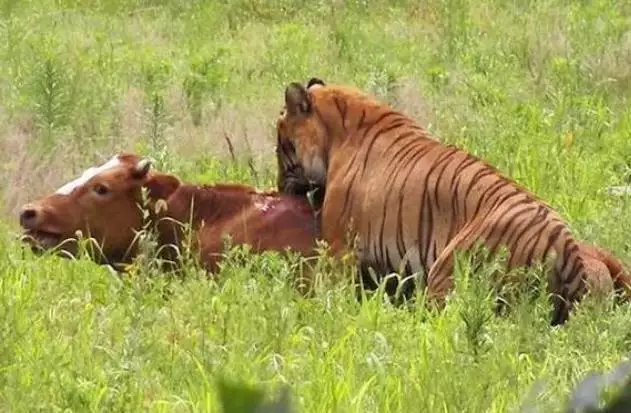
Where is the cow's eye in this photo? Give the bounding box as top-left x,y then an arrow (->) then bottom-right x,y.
93,183 -> 109,196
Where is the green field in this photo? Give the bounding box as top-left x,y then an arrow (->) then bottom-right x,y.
2,1 -> 631,411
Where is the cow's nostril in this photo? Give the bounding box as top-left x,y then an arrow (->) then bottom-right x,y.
19,207 -> 38,227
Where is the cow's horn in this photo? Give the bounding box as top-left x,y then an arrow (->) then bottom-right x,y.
132,158 -> 152,178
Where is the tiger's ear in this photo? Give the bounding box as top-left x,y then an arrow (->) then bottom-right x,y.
285,82 -> 312,116
307,77 -> 325,89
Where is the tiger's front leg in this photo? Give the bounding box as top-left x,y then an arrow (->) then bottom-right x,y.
316,183 -> 364,283
320,196 -> 357,261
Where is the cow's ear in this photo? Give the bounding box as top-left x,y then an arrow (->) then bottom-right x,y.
144,173 -> 181,200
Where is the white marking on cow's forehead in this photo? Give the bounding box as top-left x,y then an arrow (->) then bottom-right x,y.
55,155 -> 122,195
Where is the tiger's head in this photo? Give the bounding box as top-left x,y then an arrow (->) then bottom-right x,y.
276,78 -> 329,198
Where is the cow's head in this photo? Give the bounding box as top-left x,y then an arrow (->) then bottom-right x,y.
18,152 -> 181,263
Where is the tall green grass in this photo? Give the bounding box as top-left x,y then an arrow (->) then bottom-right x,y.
1,0 -> 631,411
3,230 -> 631,412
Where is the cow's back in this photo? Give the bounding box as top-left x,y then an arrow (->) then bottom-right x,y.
193,192 -> 319,271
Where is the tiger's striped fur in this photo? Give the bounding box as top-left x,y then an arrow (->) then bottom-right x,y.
275,78 -> 631,325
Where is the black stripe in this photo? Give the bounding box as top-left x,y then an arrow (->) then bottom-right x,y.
379,134 -> 425,192
337,111 -> 402,219
568,259 -> 586,299
388,131 -> 419,153
408,124 -> 426,132
430,151 -> 464,255
449,157 -> 479,191
378,133 -> 423,184
422,188 -> 435,271
488,201 -> 537,256
467,178 -> 507,218
339,168 -> 359,221
395,143 -> 438,267
517,217 -> 550,267
333,96 -> 348,131
378,139 -> 427,271
565,254 -> 581,284
417,185 -> 431,276
483,188 -> 521,217
382,141 -> 425,193
477,197 -> 530,243
357,109 -> 366,130
462,168 -> 497,218
478,179 -> 512,209
427,251 -> 452,291
363,110 -> 400,138
366,221 -> 372,263
313,107 -> 333,142
415,145 -> 453,271
505,205 -> 549,255
536,223 -> 565,266
385,246 -> 395,274
354,112 -> 404,176
448,158 -> 481,240
370,220 -> 382,272
561,238 -> 574,269
432,151 -> 460,210
359,120 -> 410,177
418,147 -> 459,270
405,260 -> 413,277
378,206 -> 390,273
560,241 -> 580,284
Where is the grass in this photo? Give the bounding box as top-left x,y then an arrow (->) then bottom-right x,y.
2,0 -> 631,411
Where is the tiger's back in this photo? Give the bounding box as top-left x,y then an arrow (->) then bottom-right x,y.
328,123 -> 581,311
276,78 -> 629,324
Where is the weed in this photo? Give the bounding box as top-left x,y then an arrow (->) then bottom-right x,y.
2,1 -> 631,412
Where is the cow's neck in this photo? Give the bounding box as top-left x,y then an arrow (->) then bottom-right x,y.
145,184 -> 257,262
162,184 -> 257,225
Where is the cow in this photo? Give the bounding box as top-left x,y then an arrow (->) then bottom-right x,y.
18,152 -> 323,290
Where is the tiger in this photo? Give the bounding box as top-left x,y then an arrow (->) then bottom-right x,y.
274,77 -> 631,325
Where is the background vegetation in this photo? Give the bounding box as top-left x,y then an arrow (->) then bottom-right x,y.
2,0 -> 631,411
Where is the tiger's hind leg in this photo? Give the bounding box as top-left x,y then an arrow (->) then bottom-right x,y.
425,235 -> 619,324
581,256 -> 615,298
425,228 -> 572,324
423,223 -> 485,309
579,243 -> 631,301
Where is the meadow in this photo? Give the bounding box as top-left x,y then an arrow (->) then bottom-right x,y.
2,0 -> 631,411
